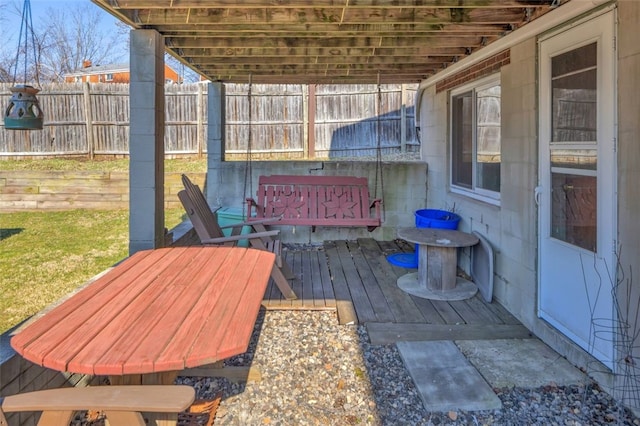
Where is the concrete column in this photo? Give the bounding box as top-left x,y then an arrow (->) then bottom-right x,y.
129,30 -> 166,254
206,82 -> 225,207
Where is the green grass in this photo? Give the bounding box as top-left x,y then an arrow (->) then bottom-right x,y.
0,157 -> 208,172
0,208 -> 186,334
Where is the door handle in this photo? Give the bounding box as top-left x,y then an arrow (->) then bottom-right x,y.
534,186 -> 543,206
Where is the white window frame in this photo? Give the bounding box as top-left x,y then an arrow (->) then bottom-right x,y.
449,73 -> 501,205
106,73 -> 114,81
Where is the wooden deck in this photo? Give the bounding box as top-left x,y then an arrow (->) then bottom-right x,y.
263,238 -> 532,343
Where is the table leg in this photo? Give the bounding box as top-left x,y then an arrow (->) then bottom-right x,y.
426,246 -> 457,291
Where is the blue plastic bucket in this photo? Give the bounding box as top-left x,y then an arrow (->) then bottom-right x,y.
413,209 -> 461,265
387,209 -> 462,269
415,209 -> 461,230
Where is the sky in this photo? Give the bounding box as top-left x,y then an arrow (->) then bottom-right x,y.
1,0 -> 199,81
1,0 -> 127,57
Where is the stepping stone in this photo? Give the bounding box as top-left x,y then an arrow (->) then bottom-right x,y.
397,340 -> 502,412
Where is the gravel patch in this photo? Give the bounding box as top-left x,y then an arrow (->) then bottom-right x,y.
178,310 -> 640,425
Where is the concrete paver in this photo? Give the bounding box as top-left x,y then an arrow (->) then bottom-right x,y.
397,340 -> 502,412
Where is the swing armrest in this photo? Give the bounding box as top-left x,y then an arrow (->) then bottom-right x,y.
370,198 -> 382,220
245,198 -> 265,219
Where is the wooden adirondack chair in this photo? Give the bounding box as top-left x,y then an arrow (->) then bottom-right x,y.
179,174 -> 297,300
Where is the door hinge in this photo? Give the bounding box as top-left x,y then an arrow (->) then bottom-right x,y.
614,137 -> 617,153
613,35 -> 617,51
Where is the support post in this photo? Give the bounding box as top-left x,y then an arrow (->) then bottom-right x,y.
206,82 -> 225,207
128,29 -> 166,254
307,84 -> 316,159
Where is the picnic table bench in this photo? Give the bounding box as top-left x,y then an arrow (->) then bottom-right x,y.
0,385 -> 195,426
246,175 -> 382,231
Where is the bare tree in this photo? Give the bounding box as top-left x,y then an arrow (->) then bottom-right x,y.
0,3 -> 16,83
35,4 -> 127,82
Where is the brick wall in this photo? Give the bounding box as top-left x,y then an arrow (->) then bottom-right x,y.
435,50 -> 511,93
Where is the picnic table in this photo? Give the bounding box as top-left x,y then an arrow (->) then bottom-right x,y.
11,246 -> 275,425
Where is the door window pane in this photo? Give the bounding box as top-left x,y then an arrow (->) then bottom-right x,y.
551,172 -> 597,252
550,149 -> 597,170
551,43 -> 597,142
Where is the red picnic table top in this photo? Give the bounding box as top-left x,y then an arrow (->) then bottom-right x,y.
11,246 -> 275,377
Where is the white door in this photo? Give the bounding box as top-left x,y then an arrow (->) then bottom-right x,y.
538,10 -> 616,368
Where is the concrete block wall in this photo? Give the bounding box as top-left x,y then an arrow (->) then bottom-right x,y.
615,0 -> 640,406
494,38 -> 538,326
419,41 -> 539,325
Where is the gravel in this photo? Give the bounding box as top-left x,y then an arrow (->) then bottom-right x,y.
178,310 -> 640,426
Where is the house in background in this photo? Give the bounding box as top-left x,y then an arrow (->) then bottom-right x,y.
63,60 -> 181,84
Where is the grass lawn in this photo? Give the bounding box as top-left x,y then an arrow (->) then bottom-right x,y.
0,208 -> 186,334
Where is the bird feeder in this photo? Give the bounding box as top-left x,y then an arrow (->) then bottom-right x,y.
3,0 -> 44,130
4,85 -> 44,130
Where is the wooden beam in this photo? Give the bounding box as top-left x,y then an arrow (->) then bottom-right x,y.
107,0 -> 553,10
367,322 -> 534,345
166,35 -> 490,49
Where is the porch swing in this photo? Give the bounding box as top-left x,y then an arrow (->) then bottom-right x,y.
245,76 -> 384,232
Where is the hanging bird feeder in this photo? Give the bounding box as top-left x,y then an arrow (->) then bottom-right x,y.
3,0 -> 44,130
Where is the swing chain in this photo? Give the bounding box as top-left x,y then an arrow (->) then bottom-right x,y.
374,74 -> 385,221
242,75 -> 253,220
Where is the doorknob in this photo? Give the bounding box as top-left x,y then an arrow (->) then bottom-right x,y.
534,186 -> 542,206
562,184 -> 574,192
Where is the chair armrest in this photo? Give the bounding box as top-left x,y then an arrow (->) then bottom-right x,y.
201,230 -> 280,244
369,198 -> 382,208
219,216 -> 282,229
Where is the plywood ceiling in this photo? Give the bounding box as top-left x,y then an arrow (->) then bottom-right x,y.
91,0 -> 562,84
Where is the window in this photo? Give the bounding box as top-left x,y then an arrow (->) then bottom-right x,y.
106,73 -> 114,81
450,75 -> 501,202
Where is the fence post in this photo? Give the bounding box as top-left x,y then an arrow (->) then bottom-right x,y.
83,82 -> 95,159
197,83 -> 205,159
401,84 -> 407,153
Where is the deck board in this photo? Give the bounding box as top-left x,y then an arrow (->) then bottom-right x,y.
259,238 -> 529,341
323,241 -> 359,324
334,241 -> 377,323
367,323 -> 533,345
356,238 -> 425,323
347,241 -> 395,323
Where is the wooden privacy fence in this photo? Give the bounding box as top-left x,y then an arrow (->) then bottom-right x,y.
0,82 -> 418,160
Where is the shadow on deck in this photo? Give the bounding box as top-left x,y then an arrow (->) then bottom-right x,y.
262,238 -> 532,344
